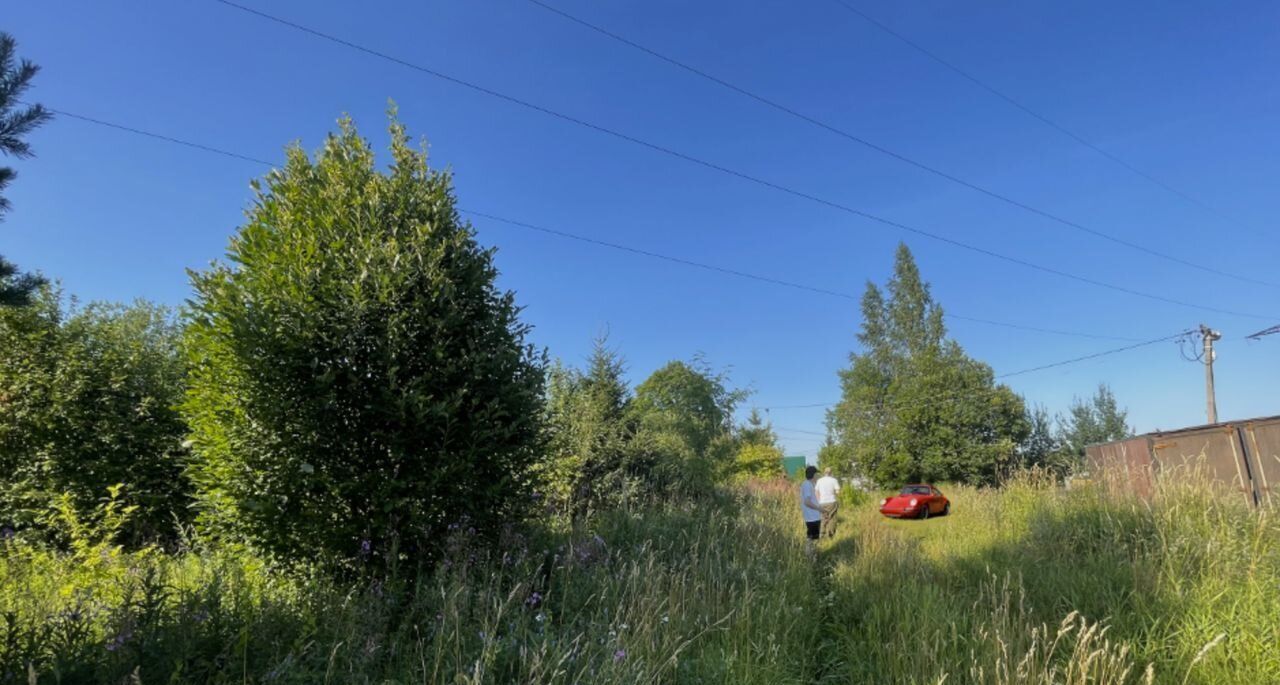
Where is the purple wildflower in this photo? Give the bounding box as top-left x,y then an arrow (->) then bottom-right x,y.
359,539 -> 372,557
525,591 -> 543,608
0,526 -> 13,541
613,649 -> 626,663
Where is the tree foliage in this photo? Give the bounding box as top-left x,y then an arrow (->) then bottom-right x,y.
0,286 -> 189,545
541,337 -> 637,515
181,114 -> 546,565
1019,403 -> 1060,469
1058,384 -> 1131,458
827,244 -> 1028,486
0,32 -> 53,306
630,358 -> 743,485
542,348 -> 744,513
734,409 -> 783,478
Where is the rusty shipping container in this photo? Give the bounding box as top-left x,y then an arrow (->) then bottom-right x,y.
1240,417 -> 1280,507
1087,414 -> 1279,506
1085,437 -> 1156,498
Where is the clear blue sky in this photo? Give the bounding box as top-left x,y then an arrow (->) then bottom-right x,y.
6,0 -> 1278,457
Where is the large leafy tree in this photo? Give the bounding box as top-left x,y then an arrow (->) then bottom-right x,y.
828,244 -> 1028,486
630,358 -> 743,485
0,32 -> 52,306
182,114 -> 546,565
0,287 -> 189,545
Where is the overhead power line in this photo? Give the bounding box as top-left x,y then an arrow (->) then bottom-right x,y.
827,0 -> 1256,235
466,210 -> 1143,342
44,107 -> 276,166
46,105 -> 1139,343
774,425 -> 828,437
763,329 -> 1192,411
522,0 -> 1276,290
205,0 -> 1277,321
1246,324 -> 1280,340
994,331 -> 1191,378
40,109 -> 1197,431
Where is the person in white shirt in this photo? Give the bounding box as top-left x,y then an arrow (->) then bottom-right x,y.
799,465 -> 822,557
815,467 -> 841,539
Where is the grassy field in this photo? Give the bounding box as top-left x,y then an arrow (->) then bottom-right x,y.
2,475 -> 1276,684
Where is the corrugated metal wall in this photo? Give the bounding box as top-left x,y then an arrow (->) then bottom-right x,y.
1086,415 -> 1280,506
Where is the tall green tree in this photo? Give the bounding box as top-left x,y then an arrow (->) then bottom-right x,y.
0,287 -> 189,545
828,244 -> 1028,486
182,113 -> 545,565
0,32 -> 52,306
630,358 -> 744,487
1058,384 -> 1131,458
734,408 -> 783,478
1019,403 -> 1065,472
737,408 -> 777,448
541,336 -> 637,514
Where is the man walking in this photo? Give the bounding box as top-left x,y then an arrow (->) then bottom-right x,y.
799,466 -> 822,558
815,467 -> 841,539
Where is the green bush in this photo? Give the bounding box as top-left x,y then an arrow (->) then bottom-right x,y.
629,359 -> 743,490
181,114 -> 545,566
0,287 -> 189,545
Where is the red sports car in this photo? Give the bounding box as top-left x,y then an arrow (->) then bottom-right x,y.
879,484 -> 950,519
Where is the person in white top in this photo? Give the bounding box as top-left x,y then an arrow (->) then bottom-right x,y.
799,465 -> 822,557
815,468 -> 841,539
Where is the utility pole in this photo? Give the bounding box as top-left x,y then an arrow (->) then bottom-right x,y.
1200,324 -> 1222,424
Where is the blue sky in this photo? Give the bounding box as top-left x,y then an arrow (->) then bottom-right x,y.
6,0 -> 1278,458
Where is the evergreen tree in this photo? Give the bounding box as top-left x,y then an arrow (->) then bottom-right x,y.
0,32 -> 53,306
734,408 -> 783,478
737,408 -> 777,448
541,335 -> 636,514
828,244 -> 1028,486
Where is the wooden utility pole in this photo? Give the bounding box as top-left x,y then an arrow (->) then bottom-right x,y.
1200,324 -> 1222,424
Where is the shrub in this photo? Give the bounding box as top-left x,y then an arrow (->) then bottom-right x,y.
0,287 -> 189,545
181,113 -> 545,566
629,359 -> 743,490
734,443 -> 784,479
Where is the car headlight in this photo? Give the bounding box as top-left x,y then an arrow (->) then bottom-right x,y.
909,498 -> 918,506
880,498 -> 888,506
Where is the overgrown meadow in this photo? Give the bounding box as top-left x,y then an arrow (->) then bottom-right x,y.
2,113 -> 1275,684
3,474 -> 1275,684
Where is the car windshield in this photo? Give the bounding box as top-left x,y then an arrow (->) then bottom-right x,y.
899,485 -> 932,495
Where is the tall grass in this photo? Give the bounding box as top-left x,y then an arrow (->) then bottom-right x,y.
2,473 -> 1275,683
1,488 -> 823,683
825,471 -> 1279,684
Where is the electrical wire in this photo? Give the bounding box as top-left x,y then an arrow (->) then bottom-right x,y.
522,0 -> 1277,289
38,106 -> 1196,435
44,104 -> 1150,343
205,0 -> 1278,321
826,0 -> 1259,236
763,329 -> 1192,411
